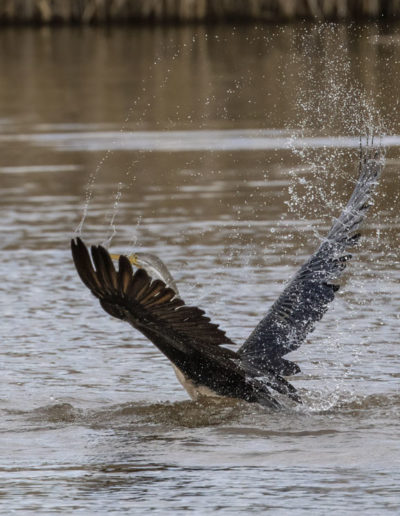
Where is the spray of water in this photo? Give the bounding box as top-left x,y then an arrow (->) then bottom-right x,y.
102,182 -> 124,248
286,24 -> 384,226
74,37 -> 197,247
73,155 -> 109,238
282,24 -> 385,408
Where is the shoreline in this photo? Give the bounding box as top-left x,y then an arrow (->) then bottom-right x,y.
1,1 -> 400,25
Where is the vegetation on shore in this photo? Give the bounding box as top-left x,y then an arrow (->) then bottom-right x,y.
1,0 -> 399,24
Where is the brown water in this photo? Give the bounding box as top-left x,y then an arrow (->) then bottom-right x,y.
0,24 -> 399,514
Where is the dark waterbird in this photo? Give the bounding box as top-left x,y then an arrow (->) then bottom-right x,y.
71,148 -> 383,409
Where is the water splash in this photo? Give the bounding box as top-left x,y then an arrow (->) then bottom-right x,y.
74,36 -> 195,241
128,213 -> 142,250
286,24 -> 385,230
74,157 -> 107,238
102,182 -> 124,248
276,24 -> 388,404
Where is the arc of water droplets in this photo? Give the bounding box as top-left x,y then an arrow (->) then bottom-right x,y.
102,183 -> 124,248
128,213 -> 142,250
74,153 -> 109,238
106,38 -> 199,250
75,36 -> 198,250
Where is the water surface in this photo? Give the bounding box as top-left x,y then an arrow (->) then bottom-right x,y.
0,24 -> 399,514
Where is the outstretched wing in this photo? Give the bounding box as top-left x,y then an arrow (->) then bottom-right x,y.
71,238 -> 300,404
238,147 -> 383,376
71,237 -> 234,348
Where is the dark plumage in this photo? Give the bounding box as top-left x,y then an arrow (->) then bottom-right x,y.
71,147 -> 383,408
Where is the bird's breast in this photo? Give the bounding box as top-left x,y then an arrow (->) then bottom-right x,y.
172,364 -> 223,400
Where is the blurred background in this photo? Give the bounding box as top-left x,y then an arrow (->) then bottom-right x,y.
2,0 -> 400,23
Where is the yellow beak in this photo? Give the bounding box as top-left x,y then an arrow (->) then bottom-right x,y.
110,253 -> 140,267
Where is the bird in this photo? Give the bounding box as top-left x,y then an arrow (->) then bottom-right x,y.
109,251 -> 180,295
71,147 -> 383,409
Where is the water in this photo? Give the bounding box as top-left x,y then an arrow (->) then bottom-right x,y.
0,24 -> 399,514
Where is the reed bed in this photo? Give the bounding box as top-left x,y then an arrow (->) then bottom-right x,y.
1,0 -> 400,24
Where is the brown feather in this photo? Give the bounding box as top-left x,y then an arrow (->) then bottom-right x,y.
97,245 -> 118,290
71,238 -> 102,295
118,255 -> 133,293
146,289 -> 176,307
72,238 -> 233,347
139,280 -> 166,303
126,269 -> 150,299
90,246 -> 115,295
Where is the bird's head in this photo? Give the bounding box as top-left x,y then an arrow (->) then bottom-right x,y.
110,253 -> 140,267
109,251 -> 179,295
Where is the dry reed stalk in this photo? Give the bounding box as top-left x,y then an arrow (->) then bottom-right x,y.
0,0 -> 400,24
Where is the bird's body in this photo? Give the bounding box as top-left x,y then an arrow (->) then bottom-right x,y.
71,147 -> 383,408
